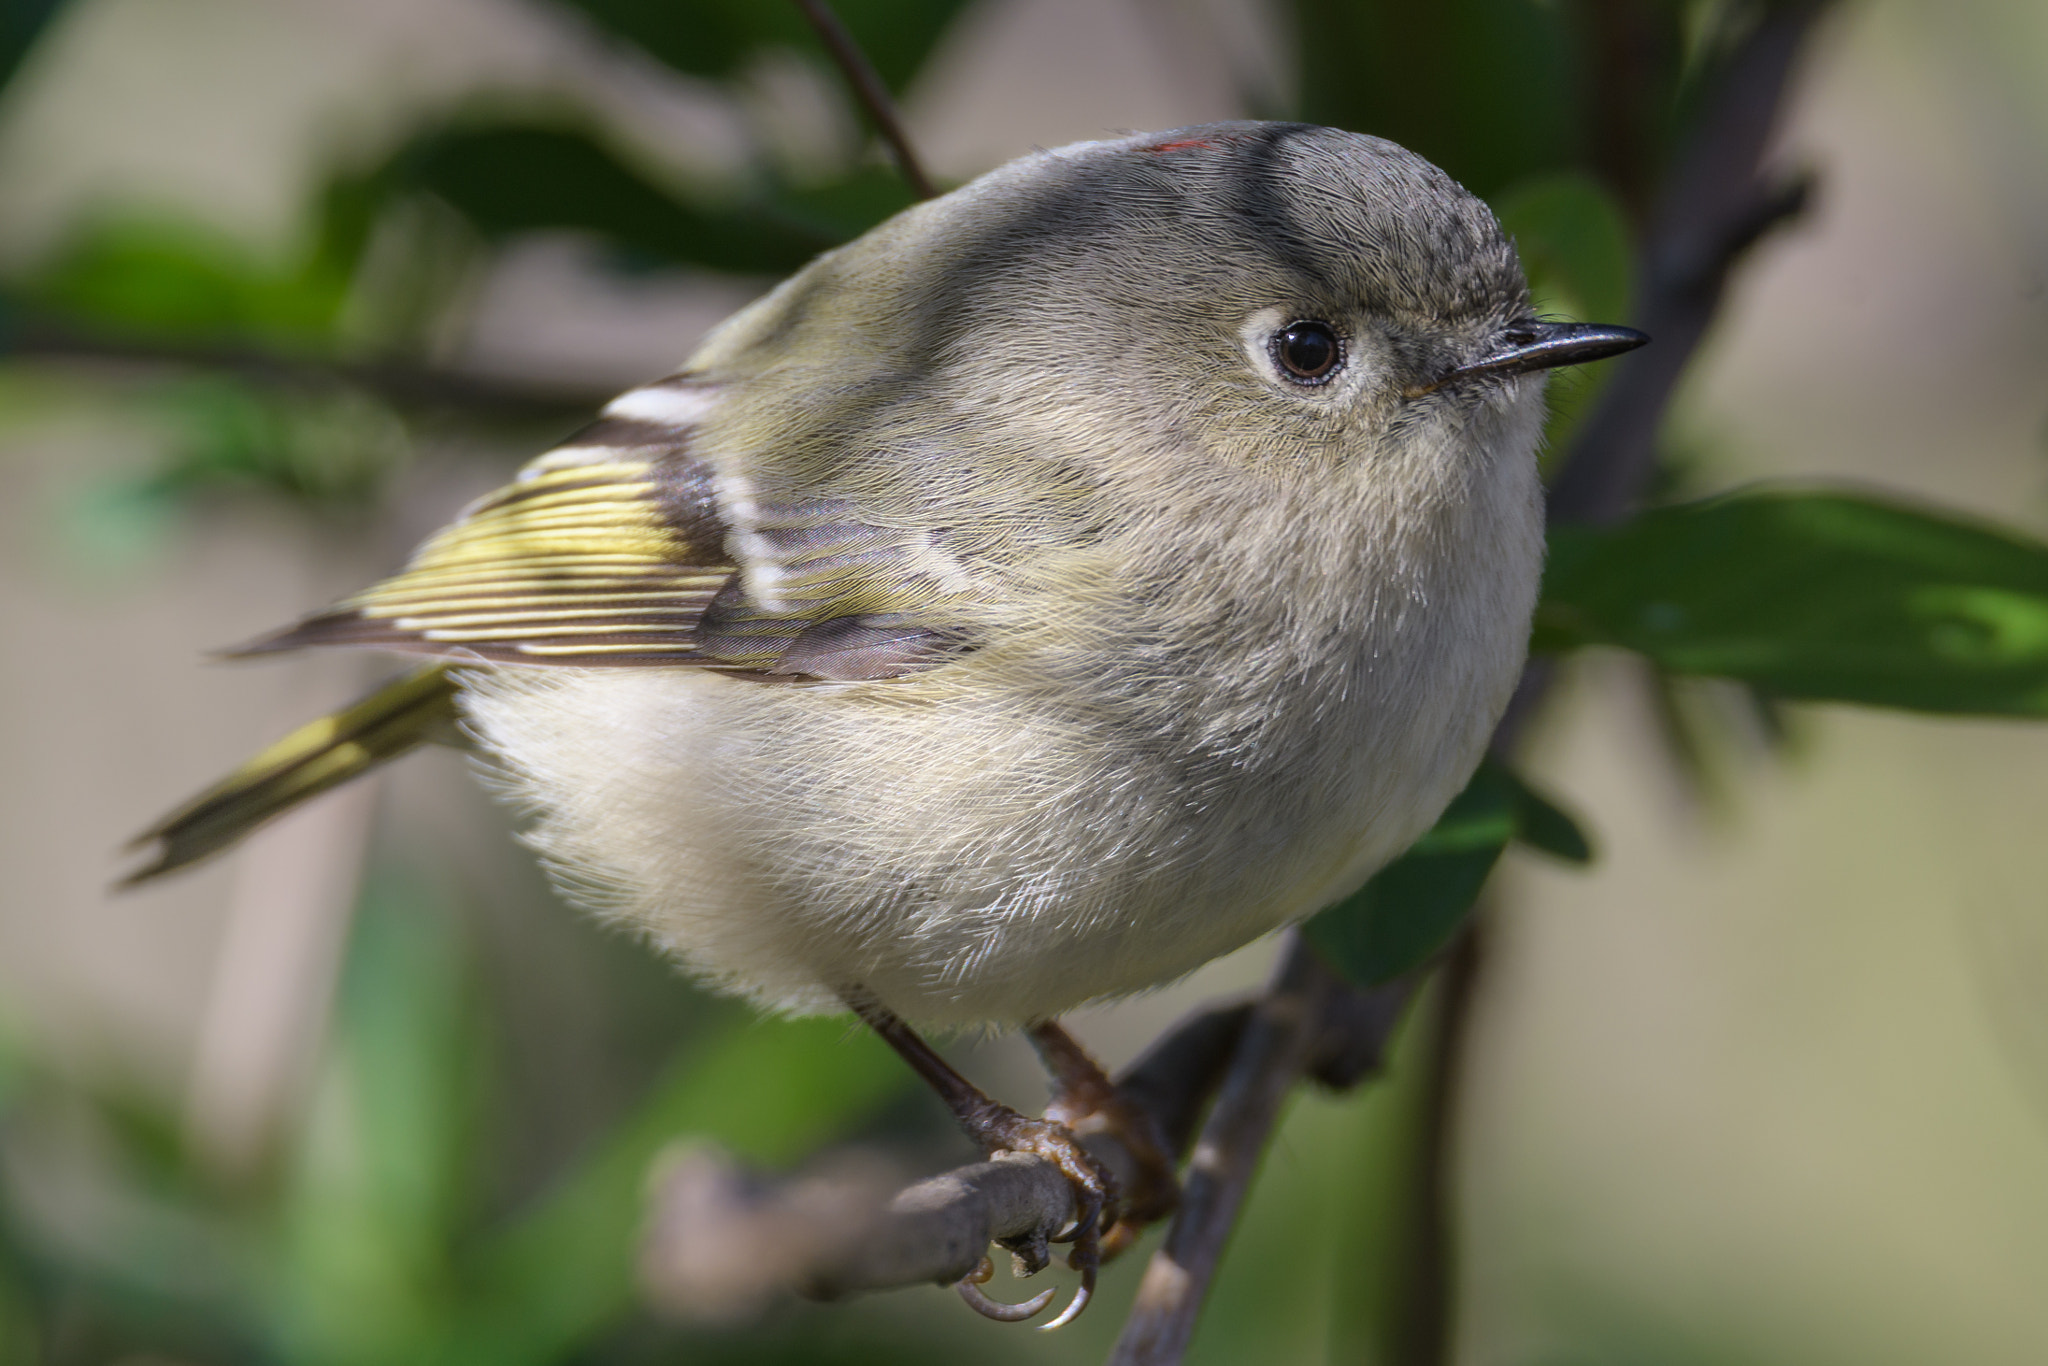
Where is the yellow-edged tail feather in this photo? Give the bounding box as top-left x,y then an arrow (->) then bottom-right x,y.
123,667 -> 462,885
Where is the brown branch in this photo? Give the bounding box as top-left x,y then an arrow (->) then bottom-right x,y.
1106,937 -> 1341,1365
1378,925 -> 1483,1365
1548,0 -> 1830,526
636,968 -> 1415,1332
640,996 -> 1255,1315
4,316 -> 614,419
642,1144 -> 1105,1318
791,0 -> 939,201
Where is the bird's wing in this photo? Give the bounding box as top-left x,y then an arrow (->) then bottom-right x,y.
235,377 -> 970,679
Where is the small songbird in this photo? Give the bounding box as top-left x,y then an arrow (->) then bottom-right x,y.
129,121 -> 1644,1323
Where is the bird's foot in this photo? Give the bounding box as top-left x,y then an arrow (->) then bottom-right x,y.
842,992 -> 1114,1328
1029,1019 -> 1180,1257
956,1099 -> 1116,1330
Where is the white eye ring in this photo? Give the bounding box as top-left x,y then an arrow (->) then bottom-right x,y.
1241,306 -> 1361,397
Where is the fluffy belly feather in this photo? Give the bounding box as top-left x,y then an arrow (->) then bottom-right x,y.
459,572 -> 1521,1027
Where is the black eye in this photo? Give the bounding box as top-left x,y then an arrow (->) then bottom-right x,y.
1272,321 -> 1343,385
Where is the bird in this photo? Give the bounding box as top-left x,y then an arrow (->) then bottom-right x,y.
127,120 -> 1646,1324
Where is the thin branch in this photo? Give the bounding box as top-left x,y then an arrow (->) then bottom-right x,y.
1105,936 -> 1340,1365
1378,927 -> 1482,1365
1548,1 -> 1830,526
791,0 -> 939,201
636,974 -> 1413,1328
4,316 -> 614,418
641,997 -> 1253,1315
643,1145 -> 1098,1317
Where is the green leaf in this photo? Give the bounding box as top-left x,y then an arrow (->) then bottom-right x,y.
545,0 -> 974,92
1306,839 -> 1505,989
399,124 -> 828,274
1495,172 -> 1633,327
273,872 -> 484,1366
1306,759 -> 1596,985
1539,489 -> 2048,715
1293,0 -> 1587,201
386,122 -> 925,276
138,376 -> 410,511
0,0 -> 66,95
1406,763 -> 1518,856
1501,768 -> 1594,864
23,213 -> 348,345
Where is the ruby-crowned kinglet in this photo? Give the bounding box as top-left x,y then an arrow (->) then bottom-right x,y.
130,121 -> 1643,1309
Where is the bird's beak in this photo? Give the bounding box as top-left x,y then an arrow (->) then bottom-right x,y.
1407,320 -> 1650,397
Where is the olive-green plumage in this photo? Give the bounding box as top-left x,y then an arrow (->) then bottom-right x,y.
126,667 -> 459,883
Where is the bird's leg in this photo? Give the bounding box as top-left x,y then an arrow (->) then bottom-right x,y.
1026,1019 -> 1181,1257
844,993 -> 1112,1328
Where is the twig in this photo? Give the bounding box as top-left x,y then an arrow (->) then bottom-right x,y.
636,979 -> 1414,1324
791,0 -> 940,201
1548,1 -> 1829,526
1377,925 -> 1482,1365
1105,936 -> 1339,1365
3,315 -> 615,418
640,996 -> 1257,1314
644,1145 -> 1103,1316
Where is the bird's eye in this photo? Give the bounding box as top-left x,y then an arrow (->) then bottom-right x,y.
1272,321 -> 1344,385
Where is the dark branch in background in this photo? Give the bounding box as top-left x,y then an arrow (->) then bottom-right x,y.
791,0 -> 940,201
1397,5 -> 1833,1363
4,313 -> 615,420
1548,1 -> 1828,527
1376,927 -> 1482,1366
1580,0 -> 1664,226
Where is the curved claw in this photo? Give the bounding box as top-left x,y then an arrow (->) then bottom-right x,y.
1051,1177 -> 1108,1246
956,1276 -> 1057,1323
1037,1262 -> 1096,1331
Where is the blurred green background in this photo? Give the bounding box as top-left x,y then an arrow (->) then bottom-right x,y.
2,0 -> 2048,1363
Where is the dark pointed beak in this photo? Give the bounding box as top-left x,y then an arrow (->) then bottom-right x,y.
1408,320 -> 1650,397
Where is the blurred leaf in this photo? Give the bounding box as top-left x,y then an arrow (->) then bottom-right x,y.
0,0 -> 66,93
0,1026 -> 23,1113
54,473 -> 182,579
1293,0 -> 1585,201
1307,760 -> 1592,986
768,163 -> 922,245
548,0 -> 973,92
1494,152 -> 1636,467
1496,171 -> 1633,327
23,213 -> 347,346
1538,489 -> 2048,715
1502,767 -> 1594,864
0,1262 -> 30,1366
395,123 -> 842,275
272,872 -> 484,1366
445,1016 -> 909,1366
143,377 -> 408,511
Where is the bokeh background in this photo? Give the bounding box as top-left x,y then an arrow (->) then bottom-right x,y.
2,1 -> 2047,1363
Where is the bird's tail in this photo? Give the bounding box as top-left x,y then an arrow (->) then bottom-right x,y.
123,666 -> 462,886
